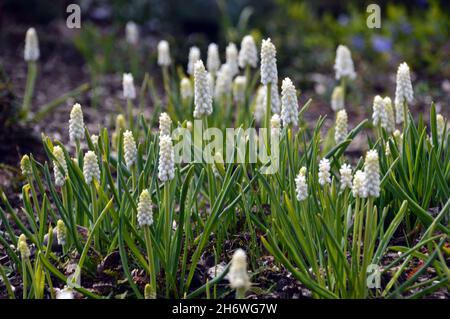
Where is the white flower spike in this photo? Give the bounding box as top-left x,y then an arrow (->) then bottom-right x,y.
137,189 -> 153,227
187,46 -> 201,75
123,130 -> 137,168
318,158 -> 331,186
335,109 -> 348,144
69,103 -> 85,143
125,21 -> 139,46
53,146 -> 67,187
207,43 -> 221,74
159,112 -> 172,137
339,163 -> 352,190
239,35 -> 258,68
225,43 -> 239,77
281,78 -> 299,127
364,150 -> 380,198
83,151 -> 100,184
394,62 -> 413,124
295,167 -> 308,201
193,60 -> 213,118
158,135 -> 175,182
24,28 -> 40,62
260,38 -> 278,85
157,40 -> 171,67
123,73 -> 136,99
334,45 -> 356,80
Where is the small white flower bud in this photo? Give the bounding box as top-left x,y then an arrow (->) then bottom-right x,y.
436,114 -> 445,143
53,146 -> 67,187
394,62 -> 414,124
334,45 -> 356,80
193,60 -> 213,118
239,35 -> 258,68
123,130 -> 137,168
318,158 -> 331,186
125,21 -> 139,46
229,249 -> 250,292
56,219 -> 66,246
159,112 -> 172,136
260,38 -> 278,85
335,109 -> 348,144
180,77 -> 193,101
295,167 -> 308,201
207,43 -> 221,74
91,134 -> 99,145
158,135 -> 175,182
281,78 -> 299,127
24,28 -> 39,62
18,234 -> 30,259
157,40 -> 171,67
331,86 -> 344,112
69,103 -> 85,143
123,73 -> 136,100
339,163 -> 352,190
83,151 -> 100,184
226,43 -> 239,77
383,97 -> 395,133
137,189 -> 153,227
233,76 -> 246,104
187,46 -> 201,75
271,113 -> 281,138
215,64 -> 233,98
352,170 -> 367,198
372,95 -> 386,127
364,150 -> 380,198
20,155 -> 32,177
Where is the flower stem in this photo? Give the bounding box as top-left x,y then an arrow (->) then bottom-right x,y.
144,226 -> 157,299
21,61 -> 37,119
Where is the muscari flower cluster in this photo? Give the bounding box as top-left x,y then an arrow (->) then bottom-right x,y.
318,158 -> 331,186
157,40 -> 171,67
187,46 -> 201,75
226,43 -> 239,77
260,38 -> 278,85
281,78 -> 299,127
83,151 -> 100,184
295,167 -> 308,201
53,146 -> 67,187
137,189 -> 153,227
394,62 -> 414,124
159,112 -> 172,137
335,109 -> 348,144
69,103 -> 85,143
228,249 -> 251,292
207,43 -> 221,75
24,27 -> 39,62
193,60 -> 213,118
158,134 -> 175,182
123,73 -> 136,100
239,35 -> 258,69
331,86 -> 344,112
123,130 -> 137,168
364,150 -> 380,198
334,45 -> 356,80
126,21 -> 139,46
215,63 -> 233,98
56,219 -> 67,246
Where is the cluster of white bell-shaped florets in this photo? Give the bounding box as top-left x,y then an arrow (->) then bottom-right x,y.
158,135 -> 175,182
226,43 -> 239,77
207,43 -> 221,75
436,114 -> 445,143
260,38 -> 278,85
137,189 -> 153,227
83,151 -> 100,184
159,112 -> 172,137
239,35 -> 258,69
123,130 -> 137,168
352,170 -> 367,198
193,60 -> 213,118
295,167 -> 308,201
18,234 -> 30,259
383,97 -> 396,133
364,149 -> 380,198
56,219 -> 66,246
53,146 -> 67,187
180,77 -> 193,101
280,78 -> 299,127
228,249 -> 251,294
215,63 -> 233,98
394,62 -> 414,124
331,86 -> 344,112
233,76 -> 246,104
335,109 -> 348,144
269,84 -> 281,114
125,21 -> 139,46
24,27 -> 40,62
187,46 -> 201,75
270,113 -> 281,139
123,73 -> 136,99
20,155 -> 32,177
157,40 -> 171,67
69,103 -> 85,143
318,158 -> 331,186
372,95 -> 386,127
334,45 -> 356,80
339,163 -> 352,190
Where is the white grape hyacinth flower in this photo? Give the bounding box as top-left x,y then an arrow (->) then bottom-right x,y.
123,130 -> 137,168
352,170 -> 367,198
83,151 -> 100,184
228,249 -> 251,292
383,97 -> 395,133
271,113 -> 281,138
335,109 -> 348,144
225,42 -> 239,77
193,60 -> 213,118
331,86 -> 344,112
56,220 -> 66,246
334,45 -> 356,80
187,46 -> 201,75
159,112 -> 172,137
295,167 -> 308,201
394,62 -> 413,124
233,76 -> 247,104
125,21 -> 139,46
239,35 -> 258,68
207,43 -> 221,75
281,78 -> 299,127
364,150 -> 380,198
158,135 -> 175,182
214,63 -> 233,98
157,40 -> 171,67
436,114 -> 445,143
69,103 -> 85,143
123,73 -> 136,99
269,83 -> 281,114
180,77 -> 193,101
137,189 -> 153,227
372,95 -> 387,127
260,38 -> 278,85
318,158 -> 331,186
53,146 -> 67,187
339,163 -> 352,190
24,27 -> 39,62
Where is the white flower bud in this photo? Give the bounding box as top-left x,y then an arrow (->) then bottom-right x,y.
53,146 -> 67,187
364,150 -> 380,198
331,86 -> 344,112
20,155 -> 32,177
215,64 -> 232,98
137,189 -> 153,227
18,234 -> 30,259
123,73 -> 136,100
334,45 -> 356,80
239,35 -> 258,68
193,60 -> 213,118
229,249 -> 250,291
24,28 -> 39,62
295,167 -> 308,201
437,114 -> 445,143
335,109 -> 348,144
158,135 -> 175,182
187,46 -> 201,75
83,151 -> 100,184
180,77 -> 193,101
260,38 -> 278,85
225,43 -> 239,77
159,112 -> 172,136
56,219 -> 66,246
125,21 -> 139,46
271,113 -> 281,138
394,62 -> 413,124
207,43 -> 220,74
123,130 -> 137,168
383,97 -> 395,133
157,40 -> 171,66
372,95 -> 387,127
69,103 -> 85,143
339,163 -> 352,190
233,76 -> 246,104
318,158 -> 331,186
352,170 -> 367,198
281,78 -> 299,127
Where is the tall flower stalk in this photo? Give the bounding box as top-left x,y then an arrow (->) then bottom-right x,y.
21,28 -> 39,118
